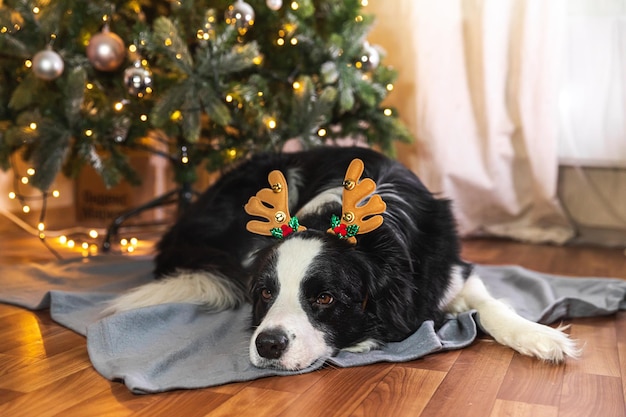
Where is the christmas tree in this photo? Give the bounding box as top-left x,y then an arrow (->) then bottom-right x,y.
0,0 -> 411,205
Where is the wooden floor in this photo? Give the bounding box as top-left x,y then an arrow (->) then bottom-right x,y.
0,233 -> 625,417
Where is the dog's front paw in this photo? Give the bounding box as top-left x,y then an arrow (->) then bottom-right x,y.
482,311 -> 581,363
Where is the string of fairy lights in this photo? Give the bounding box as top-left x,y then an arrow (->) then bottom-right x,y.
1,0 -> 396,258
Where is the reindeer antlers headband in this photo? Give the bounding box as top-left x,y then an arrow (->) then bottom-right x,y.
244,158 -> 386,244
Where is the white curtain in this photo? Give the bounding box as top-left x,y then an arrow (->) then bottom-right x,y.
369,0 -> 575,243
559,0 -> 626,167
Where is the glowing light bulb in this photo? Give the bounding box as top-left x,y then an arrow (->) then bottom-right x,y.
277,38 -> 285,46
29,122 -> 37,130
114,102 -> 124,111
52,190 -> 60,197
318,128 -> 327,137
120,238 -> 128,246
89,230 -> 99,239
67,240 -> 75,248
225,94 -> 233,103
267,119 -> 277,129
290,38 -> 298,45
386,84 -> 394,91
26,168 -> 35,176
25,60 -> 32,68
21,177 -> 29,184
383,108 -> 393,116
140,114 -> 148,122
292,81 -> 301,90
37,222 -> 45,231
22,205 -> 30,213
130,237 -> 138,246
59,235 -> 67,244
170,110 -> 182,121
8,192 -> 16,199
82,242 -> 89,250
85,129 -> 93,137
291,1 -> 299,10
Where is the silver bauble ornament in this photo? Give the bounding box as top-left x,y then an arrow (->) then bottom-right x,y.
32,49 -> 64,81
225,0 -> 255,36
87,26 -> 126,72
124,61 -> 153,96
361,42 -> 380,71
266,0 -> 283,11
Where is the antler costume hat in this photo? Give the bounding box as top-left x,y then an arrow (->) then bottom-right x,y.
244,158 -> 387,244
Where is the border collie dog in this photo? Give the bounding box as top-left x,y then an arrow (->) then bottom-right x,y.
107,147 -> 578,370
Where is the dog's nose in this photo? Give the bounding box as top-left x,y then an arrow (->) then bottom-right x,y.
255,329 -> 289,359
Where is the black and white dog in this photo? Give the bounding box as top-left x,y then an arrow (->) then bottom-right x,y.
106,147 -> 578,370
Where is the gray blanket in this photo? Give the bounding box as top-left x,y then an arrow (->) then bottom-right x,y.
1,255 -> 625,394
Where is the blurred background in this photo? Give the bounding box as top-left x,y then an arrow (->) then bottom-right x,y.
1,0 -> 625,251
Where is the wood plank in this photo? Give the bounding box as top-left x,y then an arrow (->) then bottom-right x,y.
489,399 -> 558,417
0,304 -> 25,319
0,345 -> 92,393
275,364 -> 392,417
0,312 -> 48,354
497,354 -> 564,406
248,367 -> 331,393
559,373 -> 625,417
0,367 -> 113,417
349,366 -> 446,417
615,311 -> 626,407
0,388 -> 22,406
206,380 -> 251,396
67,381 -> 160,417
567,320 -> 620,377
0,353 -> 39,377
419,341 -> 514,417
205,386 -> 297,417
132,389 -> 232,417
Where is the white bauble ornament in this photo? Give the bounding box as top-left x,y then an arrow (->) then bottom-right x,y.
266,0 -> 283,11
86,26 -> 126,72
225,0 -> 255,36
32,49 -> 64,80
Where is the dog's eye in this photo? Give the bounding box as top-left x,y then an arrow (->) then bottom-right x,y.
261,288 -> 273,301
315,293 -> 334,305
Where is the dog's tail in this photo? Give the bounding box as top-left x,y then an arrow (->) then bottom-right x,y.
447,272 -> 581,363
102,270 -> 247,316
